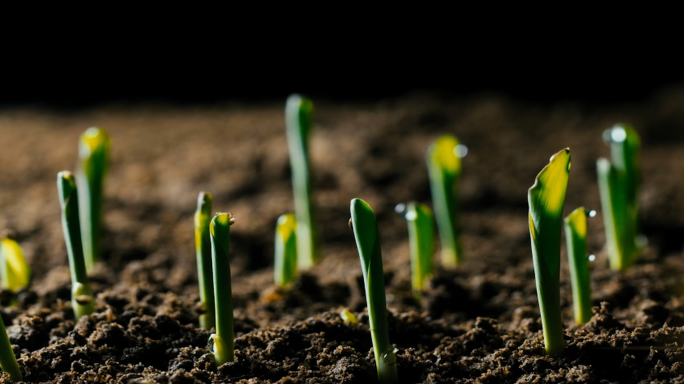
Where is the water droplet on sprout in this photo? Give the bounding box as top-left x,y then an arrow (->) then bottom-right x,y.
610,126 -> 627,143
588,254 -> 596,262
394,203 -> 407,217
588,210 -> 597,218
454,144 -> 468,158
405,210 -> 417,221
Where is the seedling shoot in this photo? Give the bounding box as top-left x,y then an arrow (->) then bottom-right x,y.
396,202 -> 435,299
195,192 -> 215,330
57,171 -> 95,319
76,127 -> 111,273
564,207 -> 594,325
285,94 -> 317,269
426,134 -> 465,268
210,212 -> 236,365
0,237 -> 31,292
597,124 -> 641,271
0,317 -> 21,381
350,198 -> 398,384
274,213 -> 297,287
528,148 -> 571,356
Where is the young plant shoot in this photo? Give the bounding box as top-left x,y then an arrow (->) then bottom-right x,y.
0,317 -> 21,381
210,212 -> 235,365
57,171 -> 95,319
350,198 -> 398,384
285,94 -> 317,269
564,207 -> 594,325
426,134 -> 464,268
528,148 -> 571,356
195,192 -> 215,330
396,202 -> 434,299
76,127 -> 111,273
0,237 -> 31,292
597,124 -> 641,271
274,213 -> 297,287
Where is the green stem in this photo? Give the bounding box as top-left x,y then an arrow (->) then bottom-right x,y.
274,213 -> 297,287
195,192 -> 215,330
0,317 -> 21,381
564,207 -> 592,325
401,203 -> 434,299
58,172 -> 95,320
210,213 -> 235,365
350,199 -> 398,384
285,94 -> 317,269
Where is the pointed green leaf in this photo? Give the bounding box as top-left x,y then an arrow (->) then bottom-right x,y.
564,207 -> 592,325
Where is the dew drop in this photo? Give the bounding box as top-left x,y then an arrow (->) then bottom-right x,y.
394,203 -> 407,217
610,126 -> 627,143
588,254 -> 596,262
405,210 -> 417,221
454,144 -> 468,158
588,210 -> 597,218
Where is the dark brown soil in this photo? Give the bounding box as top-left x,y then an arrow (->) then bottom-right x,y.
2,88 -> 684,383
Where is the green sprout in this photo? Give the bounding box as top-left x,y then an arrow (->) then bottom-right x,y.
340,309 -> 359,324
0,316 -> 21,381
528,148 -> 571,356
76,127 -> 111,273
195,192 -> 215,330
564,207 -> 595,325
597,124 -> 641,271
57,171 -> 95,320
426,134 -> 464,268
396,202 -> 434,299
350,198 -> 397,384
285,94 -> 317,270
0,237 -> 31,292
274,213 -> 297,287
210,212 -> 235,365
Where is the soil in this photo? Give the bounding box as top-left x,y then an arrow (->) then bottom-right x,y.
2,88 -> 684,383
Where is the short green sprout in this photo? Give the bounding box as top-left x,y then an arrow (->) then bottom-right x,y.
597,124 -> 641,271
426,134 -> 465,268
210,212 -> 235,365
57,171 -> 95,320
274,213 -> 297,287
340,309 -> 359,324
285,94 -> 317,270
396,202 -> 435,299
528,148 -> 571,356
564,207 -> 595,325
76,127 -> 111,273
0,316 -> 21,381
195,192 -> 215,330
350,198 -> 398,384
0,237 -> 31,292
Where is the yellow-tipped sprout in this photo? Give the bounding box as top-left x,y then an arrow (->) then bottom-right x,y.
597,124 -> 641,271
210,213 -> 235,365
58,171 -> 95,320
426,135 -> 465,268
340,309 -> 359,324
76,127 -> 111,273
396,202 -> 435,300
0,318 -> 21,381
0,238 -> 31,292
285,94 -> 317,269
195,192 -> 215,330
528,149 -> 571,356
274,213 -> 297,287
564,207 -> 594,325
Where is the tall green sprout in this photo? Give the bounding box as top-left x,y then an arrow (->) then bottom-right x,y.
426,135 -> 463,268
285,94 -> 317,269
528,148 -> 571,356
597,124 -> 640,271
396,202 -> 434,299
274,213 -> 297,287
57,171 -> 95,320
564,207 -> 593,325
76,127 -> 111,273
0,317 -> 21,381
195,192 -> 215,330
0,237 -> 31,292
210,213 -> 235,365
350,198 -> 397,384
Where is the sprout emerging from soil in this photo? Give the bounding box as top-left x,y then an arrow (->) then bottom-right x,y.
76,127 -> 111,273
195,192 -> 215,330
564,207 -> 594,325
396,202 -> 435,299
0,237 -> 31,292
426,134 -> 464,268
57,171 -> 95,320
597,124 -> 641,271
528,148 -> 571,356
0,316 -> 21,381
210,212 -> 235,365
285,94 -> 317,270
350,198 -> 398,384
340,309 -> 359,323
274,213 -> 297,287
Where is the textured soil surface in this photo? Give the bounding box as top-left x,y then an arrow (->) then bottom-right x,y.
2,88 -> 684,383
